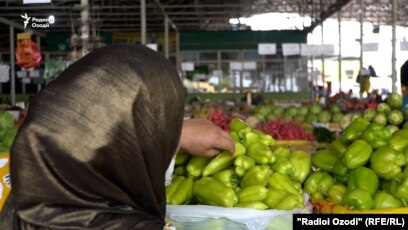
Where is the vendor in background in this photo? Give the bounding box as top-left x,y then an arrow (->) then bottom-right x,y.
0,44 -> 234,229
401,60 -> 408,109
357,65 -> 377,98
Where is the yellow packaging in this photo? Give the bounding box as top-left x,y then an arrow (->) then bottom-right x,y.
0,152 -> 11,212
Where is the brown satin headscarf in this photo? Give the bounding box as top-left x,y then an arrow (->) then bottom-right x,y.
2,44 -> 185,229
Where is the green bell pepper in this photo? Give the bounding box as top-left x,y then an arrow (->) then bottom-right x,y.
347,166 -> 379,195
344,188 -> 374,210
335,175 -> 348,184
311,149 -> 338,173
288,150 -> 311,183
273,147 -> 291,158
263,189 -> 301,210
235,201 -> 269,210
186,156 -> 212,178
327,184 -> 347,205
241,130 -> 261,148
389,169 -> 408,204
403,145 -> 408,165
230,118 -> 251,133
237,185 -> 268,203
271,155 -> 295,178
343,139 -> 372,169
241,165 -> 272,187
341,117 -> 370,143
247,142 -> 275,165
234,155 -> 255,177
173,166 -> 187,176
332,157 -> 349,177
202,142 -> 246,177
230,131 -> 241,142
168,177 -> 194,205
329,138 -> 347,157
193,177 -> 238,207
370,146 -> 406,180
166,176 -> 185,201
373,191 -> 402,209
212,168 -> 239,188
304,171 -> 334,200
268,172 -> 304,205
361,123 -> 391,149
389,129 -> 408,151
175,150 -> 191,166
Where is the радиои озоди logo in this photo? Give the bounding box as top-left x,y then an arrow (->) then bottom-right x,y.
21,13 -> 55,29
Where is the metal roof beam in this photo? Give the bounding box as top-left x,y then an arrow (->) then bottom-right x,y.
304,0 -> 352,33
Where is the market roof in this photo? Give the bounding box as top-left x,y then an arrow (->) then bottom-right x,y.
0,0 -> 406,35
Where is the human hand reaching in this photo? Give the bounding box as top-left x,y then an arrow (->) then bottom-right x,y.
178,118 -> 235,158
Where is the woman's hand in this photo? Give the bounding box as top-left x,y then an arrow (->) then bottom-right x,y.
178,119 -> 235,158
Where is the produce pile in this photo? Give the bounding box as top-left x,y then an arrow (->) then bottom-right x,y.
253,103 -> 344,125
309,93 -> 408,211
257,119 -> 315,141
0,110 -> 18,154
166,118 -> 312,210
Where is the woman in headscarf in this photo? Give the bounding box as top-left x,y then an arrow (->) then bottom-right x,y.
0,44 -> 234,229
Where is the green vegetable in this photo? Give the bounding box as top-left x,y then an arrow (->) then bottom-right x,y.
373,191 -> 402,209
329,138 -> 347,157
268,172 -> 303,205
230,118 -> 251,133
212,168 -> 239,188
202,143 -> 245,177
235,201 -> 269,210
370,146 -> 406,180
0,111 -> 14,130
361,123 -> 390,149
377,102 -> 391,114
386,92 -> 403,110
241,165 -> 271,187
247,142 -> 275,165
234,155 -> 255,177
362,108 -> 377,122
273,146 -> 290,158
166,176 -> 185,201
237,185 -> 268,203
168,177 -> 194,205
175,151 -> 191,166
271,155 -> 295,178
327,184 -> 347,205
288,150 -> 311,183
311,149 -> 338,173
341,117 -> 370,143
332,157 -> 349,177
304,171 -> 334,200
387,110 -> 404,126
344,188 -> 374,210
263,189 -> 301,210
389,129 -> 408,151
193,177 -> 238,207
347,167 -> 379,195
343,139 -> 372,169
186,156 -> 212,178
173,166 -> 187,176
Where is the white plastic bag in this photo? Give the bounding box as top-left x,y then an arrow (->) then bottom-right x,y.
0,65 -> 10,83
166,194 -> 312,230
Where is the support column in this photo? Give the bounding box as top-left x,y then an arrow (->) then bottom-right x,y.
391,0 -> 397,93
10,26 -> 15,106
338,11 -> 342,93
80,0 -> 89,56
141,0 -> 146,45
164,17 -> 169,59
359,0 -> 364,71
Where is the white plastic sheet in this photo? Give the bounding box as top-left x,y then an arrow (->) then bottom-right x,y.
166,194 -> 312,230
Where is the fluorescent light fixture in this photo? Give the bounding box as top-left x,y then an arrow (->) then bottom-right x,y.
23,0 -> 51,4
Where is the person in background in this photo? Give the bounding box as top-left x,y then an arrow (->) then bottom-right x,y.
0,44 -> 234,229
357,67 -> 371,98
401,60 -> 408,109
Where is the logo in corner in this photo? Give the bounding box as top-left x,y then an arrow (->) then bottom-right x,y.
21,13 -> 31,29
